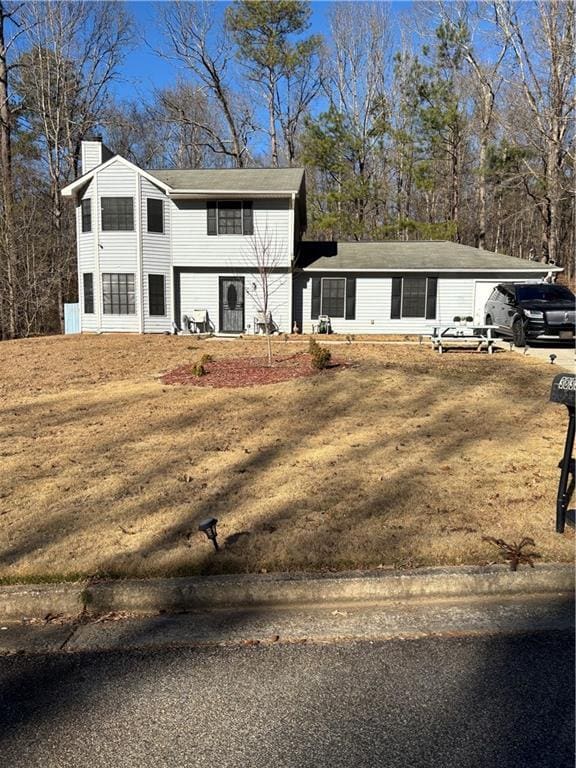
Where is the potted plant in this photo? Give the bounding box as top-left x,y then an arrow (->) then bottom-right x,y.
465,316 -> 474,326
453,315 -> 464,326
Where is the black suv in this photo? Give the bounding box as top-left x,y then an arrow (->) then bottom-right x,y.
484,282 -> 575,346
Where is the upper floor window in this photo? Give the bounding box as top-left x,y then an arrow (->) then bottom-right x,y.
391,277 -> 437,319
147,198 -> 164,233
207,201 -> 253,236
101,197 -> 134,231
102,273 -> 135,315
81,199 -> 92,233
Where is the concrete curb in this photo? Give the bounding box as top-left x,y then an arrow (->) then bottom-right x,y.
1,563 -> 573,622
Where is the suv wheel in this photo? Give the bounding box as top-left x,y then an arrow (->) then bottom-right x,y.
512,318 -> 526,347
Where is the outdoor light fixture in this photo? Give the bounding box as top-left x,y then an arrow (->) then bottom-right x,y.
550,354 -> 557,364
198,517 -> 219,551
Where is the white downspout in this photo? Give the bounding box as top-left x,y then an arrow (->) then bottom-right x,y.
288,192 -> 295,332
136,173 -> 144,333
94,172 -> 102,332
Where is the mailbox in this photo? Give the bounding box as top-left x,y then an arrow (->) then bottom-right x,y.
549,373 -> 575,533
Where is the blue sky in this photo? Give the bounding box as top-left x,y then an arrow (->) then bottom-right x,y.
114,1 -> 414,102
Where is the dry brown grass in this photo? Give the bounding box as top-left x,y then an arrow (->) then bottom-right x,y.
0,333 -> 572,583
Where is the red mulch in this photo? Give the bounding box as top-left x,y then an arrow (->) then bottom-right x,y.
160,353 -> 342,388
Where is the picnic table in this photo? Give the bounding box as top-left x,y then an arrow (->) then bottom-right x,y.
431,324 -> 498,354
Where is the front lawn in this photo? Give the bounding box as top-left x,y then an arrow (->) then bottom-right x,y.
0,334 -> 572,582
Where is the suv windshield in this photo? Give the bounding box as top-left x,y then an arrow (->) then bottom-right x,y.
515,284 -> 575,302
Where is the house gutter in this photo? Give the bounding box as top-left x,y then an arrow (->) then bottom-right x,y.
299,267 -> 564,273
167,191 -> 297,199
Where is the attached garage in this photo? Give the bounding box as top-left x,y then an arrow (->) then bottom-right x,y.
293,241 -> 558,335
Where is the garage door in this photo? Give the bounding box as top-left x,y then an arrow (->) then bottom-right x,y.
473,281 -> 500,324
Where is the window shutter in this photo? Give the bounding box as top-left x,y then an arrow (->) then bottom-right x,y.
426,278 -> 437,319
207,201 -> 217,235
391,277 -> 402,319
345,277 -> 356,320
243,201 -> 253,235
311,278 -> 321,319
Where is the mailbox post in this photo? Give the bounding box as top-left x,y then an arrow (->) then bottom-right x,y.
549,373 -> 576,533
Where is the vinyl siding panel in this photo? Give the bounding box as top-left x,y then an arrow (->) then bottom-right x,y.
81,142 -> 102,174
141,178 -> 172,333
179,270 -> 291,334
171,199 -> 291,268
96,160 -> 139,332
296,272 -> 547,334
77,178 -> 98,331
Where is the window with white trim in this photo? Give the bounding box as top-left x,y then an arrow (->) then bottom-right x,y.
102,273 -> 135,315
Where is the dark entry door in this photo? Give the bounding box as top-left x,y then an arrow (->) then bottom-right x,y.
219,277 -> 245,333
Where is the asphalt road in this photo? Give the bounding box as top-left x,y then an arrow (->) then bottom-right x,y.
0,631 -> 573,768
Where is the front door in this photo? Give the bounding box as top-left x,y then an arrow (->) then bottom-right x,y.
219,277 -> 245,333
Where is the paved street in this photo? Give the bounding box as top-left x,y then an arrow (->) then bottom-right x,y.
1,630 -> 573,768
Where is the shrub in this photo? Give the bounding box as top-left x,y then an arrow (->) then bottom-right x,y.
190,362 -> 206,377
200,353 -> 213,365
308,337 -> 320,354
311,344 -> 331,370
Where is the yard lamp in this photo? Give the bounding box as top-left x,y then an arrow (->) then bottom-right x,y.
199,517 -> 219,551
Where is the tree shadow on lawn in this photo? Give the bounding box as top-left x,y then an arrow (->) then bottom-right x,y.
0,351 -> 565,580
0,353 -> 573,764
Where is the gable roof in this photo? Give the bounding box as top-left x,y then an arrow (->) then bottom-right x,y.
61,155 -> 172,197
147,167 -> 305,195
61,158 -> 306,199
297,241 -> 561,273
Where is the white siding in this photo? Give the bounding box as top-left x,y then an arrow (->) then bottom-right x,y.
180,270 -> 291,334
96,160 -> 139,332
77,178 -> 98,332
81,141 -> 102,174
171,199 -> 291,268
141,178 -> 172,333
295,272 -> 548,334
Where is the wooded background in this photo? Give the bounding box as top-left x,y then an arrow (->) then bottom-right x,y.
0,0 -> 573,339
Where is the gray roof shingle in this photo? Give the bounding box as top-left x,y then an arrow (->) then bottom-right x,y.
297,241 -> 556,272
148,167 -> 305,193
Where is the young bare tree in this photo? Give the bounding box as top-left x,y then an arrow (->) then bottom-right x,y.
157,0 -> 253,167
243,220 -> 287,366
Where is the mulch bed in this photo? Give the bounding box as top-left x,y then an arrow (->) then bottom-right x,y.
160,352 -> 342,388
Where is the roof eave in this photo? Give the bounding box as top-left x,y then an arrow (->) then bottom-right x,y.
301,266 -> 563,273
167,190 -> 298,198
61,155 -> 173,197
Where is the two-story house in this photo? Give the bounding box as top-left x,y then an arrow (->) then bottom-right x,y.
62,139 -> 305,336
62,139 -> 559,336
